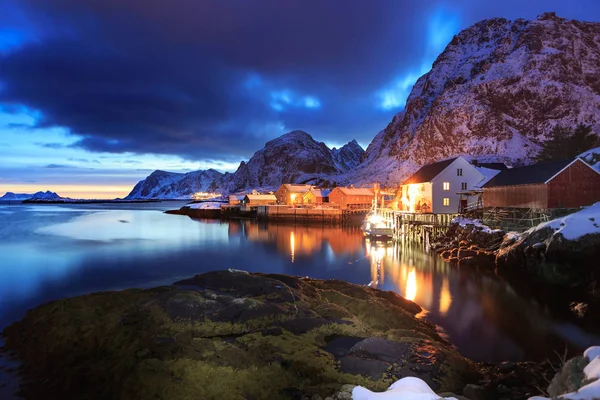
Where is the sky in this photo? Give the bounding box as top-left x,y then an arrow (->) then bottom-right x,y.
1,0 -> 600,198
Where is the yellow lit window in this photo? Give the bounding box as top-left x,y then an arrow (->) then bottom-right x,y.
443,182 -> 450,191
443,198 -> 450,206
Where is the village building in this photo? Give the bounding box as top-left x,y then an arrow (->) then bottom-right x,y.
483,158 -> 600,209
228,194 -> 245,205
399,156 -> 485,214
302,188 -> 331,204
328,187 -> 374,210
243,193 -> 277,206
275,184 -> 313,205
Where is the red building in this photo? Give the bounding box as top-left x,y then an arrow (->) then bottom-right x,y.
483,158 -> 600,209
328,187 -> 374,210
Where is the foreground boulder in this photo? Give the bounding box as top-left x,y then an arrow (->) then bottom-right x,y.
1,270 -> 478,400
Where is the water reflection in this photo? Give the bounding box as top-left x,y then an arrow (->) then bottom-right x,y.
362,238 -> 600,361
1,204 -> 599,366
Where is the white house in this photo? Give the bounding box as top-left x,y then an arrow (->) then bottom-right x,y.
399,157 -> 485,214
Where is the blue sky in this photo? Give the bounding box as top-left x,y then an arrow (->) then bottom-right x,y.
1,0 -> 600,198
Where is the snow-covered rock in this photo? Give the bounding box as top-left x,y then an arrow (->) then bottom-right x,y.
352,12 -> 600,186
530,345 -> 600,400
533,202 -> 600,240
353,377 -> 457,400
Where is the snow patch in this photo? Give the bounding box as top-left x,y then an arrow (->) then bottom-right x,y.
188,202 -> 223,210
452,217 -> 503,234
352,377 -> 457,400
533,202 -> 600,240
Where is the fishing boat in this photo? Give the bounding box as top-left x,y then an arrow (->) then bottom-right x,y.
361,183 -> 394,240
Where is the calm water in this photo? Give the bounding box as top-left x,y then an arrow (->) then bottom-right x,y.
1,202 -> 600,395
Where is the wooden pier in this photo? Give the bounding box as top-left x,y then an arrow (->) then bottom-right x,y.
387,211 -> 459,241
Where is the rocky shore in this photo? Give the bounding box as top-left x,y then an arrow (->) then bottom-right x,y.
432,204 -> 600,294
1,270 -> 481,400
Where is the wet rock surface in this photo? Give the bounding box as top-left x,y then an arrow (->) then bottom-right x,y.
1,270 -> 478,400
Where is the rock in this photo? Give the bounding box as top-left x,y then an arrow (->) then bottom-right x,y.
463,383 -> 486,400
2,270 -> 480,400
458,249 -> 477,259
498,361 -> 515,373
547,355 -> 589,397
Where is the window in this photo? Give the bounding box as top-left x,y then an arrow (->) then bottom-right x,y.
457,168 -> 463,176
443,197 -> 450,206
443,182 -> 450,191
461,182 -> 467,191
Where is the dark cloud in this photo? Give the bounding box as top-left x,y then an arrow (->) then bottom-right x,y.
1,0 -> 600,164
44,164 -> 72,168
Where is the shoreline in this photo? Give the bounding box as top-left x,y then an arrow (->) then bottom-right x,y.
0,270 -> 557,400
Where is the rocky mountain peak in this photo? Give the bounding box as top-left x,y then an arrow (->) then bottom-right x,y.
354,13 -> 600,186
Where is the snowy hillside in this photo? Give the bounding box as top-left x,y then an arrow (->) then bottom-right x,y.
125,169 -> 224,200
352,12 -> 600,186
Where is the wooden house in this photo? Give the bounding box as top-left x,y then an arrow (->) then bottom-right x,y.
228,194 -> 245,205
243,194 -> 277,206
302,189 -> 330,204
399,157 -> 485,214
483,158 -> 600,209
328,187 -> 374,210
275,184 -> 312,205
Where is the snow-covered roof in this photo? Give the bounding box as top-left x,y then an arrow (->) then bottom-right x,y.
474,166 -> 502,188
280,184 -> 313,193
334,187 -> 374,196
244,194 -> 277,201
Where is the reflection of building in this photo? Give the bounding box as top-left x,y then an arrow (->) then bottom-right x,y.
302,189 -> 330,204
328,187 -> 374,209
275,184 -> 313,205
399,157 -> 485,214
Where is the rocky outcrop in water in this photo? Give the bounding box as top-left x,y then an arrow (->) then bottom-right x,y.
1,270 -> 477,400
432,219 -> 504,268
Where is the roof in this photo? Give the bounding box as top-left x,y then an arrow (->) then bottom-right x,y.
334,187 -> 374,196
402,158 -> 458,185
483,159 -> 580,188
303,189 -> 331,198
476,162 -> 508,170
244,194 -> 277,201
281,184 -> 312,193
229,194 -> 245,200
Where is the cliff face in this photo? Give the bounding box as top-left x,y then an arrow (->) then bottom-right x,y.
354,12 -> 600,185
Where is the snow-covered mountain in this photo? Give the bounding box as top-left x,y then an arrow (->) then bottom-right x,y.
0,191 -> 62,201
0,192 -> 34,201
331,139 -> 364,172
126,131 -> 364,198
352,12 -> 600,185
125,169 -> 224,200
226,131 -> 364,193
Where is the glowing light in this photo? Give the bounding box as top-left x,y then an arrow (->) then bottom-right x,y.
192,192 -> 220,201
290,231 -> 295,262
405,268 -> 417,301
439,277 -> 452,316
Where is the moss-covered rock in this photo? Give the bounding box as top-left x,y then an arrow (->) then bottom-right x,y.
1,270 -> 480,400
